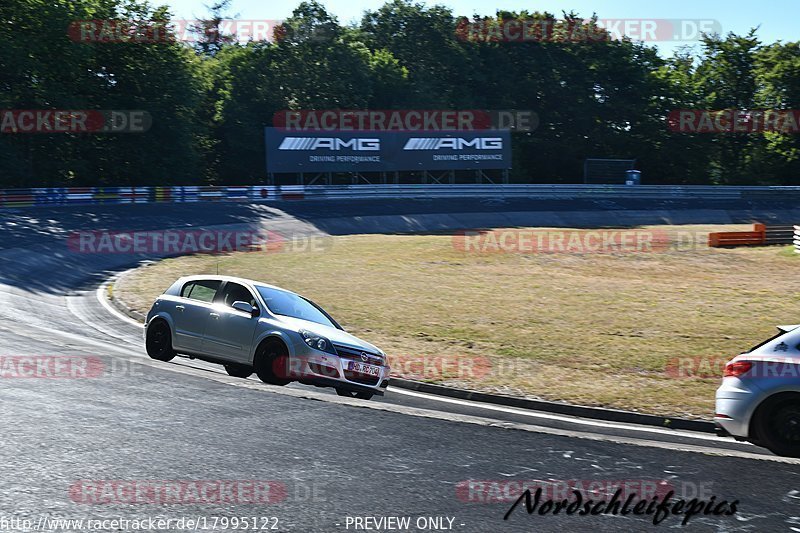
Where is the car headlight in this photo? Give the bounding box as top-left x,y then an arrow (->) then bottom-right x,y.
300,329 -> 337,355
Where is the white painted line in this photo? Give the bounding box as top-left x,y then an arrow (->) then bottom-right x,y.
96,281 -> 144,328
390,387 -> 738,444
66,295 -> 140,346
0,317 -> 146,360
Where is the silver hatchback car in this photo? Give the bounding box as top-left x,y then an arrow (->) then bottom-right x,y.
716,324 -> 800,456
144,275 -> 390,400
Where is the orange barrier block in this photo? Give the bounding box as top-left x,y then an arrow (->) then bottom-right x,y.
708,229 -> 765,247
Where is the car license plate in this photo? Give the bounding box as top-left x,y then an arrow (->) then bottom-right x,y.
348,361 -> 380,376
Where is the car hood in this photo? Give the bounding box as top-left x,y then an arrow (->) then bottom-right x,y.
270,315 -> 382,355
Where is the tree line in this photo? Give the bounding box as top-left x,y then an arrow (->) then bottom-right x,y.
2,0 -> 799,187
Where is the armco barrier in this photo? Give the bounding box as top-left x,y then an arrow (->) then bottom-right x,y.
708,229 -> 765,247
759,223 -> 796,245
2,184 -> 800,209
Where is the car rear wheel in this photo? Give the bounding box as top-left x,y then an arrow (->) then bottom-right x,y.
336,388 -> 374,401
146,320 -> 176,362
254,340 -> 291,386
224,364 -> 252,378
755,394 -> 800,457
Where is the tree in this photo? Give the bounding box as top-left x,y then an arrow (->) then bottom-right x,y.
754,41 -> 800,184
694,30 -> 761,184
360,0 -> 474,108
190,0 -> 238,57
3,0 -> 800,186
0,0 -> 207,187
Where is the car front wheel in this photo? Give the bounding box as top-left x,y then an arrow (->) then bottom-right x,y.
146,320 -> 176,362
254,340 -> 291,386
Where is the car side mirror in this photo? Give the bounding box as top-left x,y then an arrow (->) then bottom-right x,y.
232,301 -> 256,316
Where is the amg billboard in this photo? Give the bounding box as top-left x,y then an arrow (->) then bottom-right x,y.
265,128 -> 512,173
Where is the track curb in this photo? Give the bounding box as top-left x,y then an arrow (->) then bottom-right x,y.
107,270 -> 147,323
389,378 -> 716,433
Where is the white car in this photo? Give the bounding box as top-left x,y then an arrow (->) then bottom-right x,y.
716,324 -> 800,456
144,275 -> 390,400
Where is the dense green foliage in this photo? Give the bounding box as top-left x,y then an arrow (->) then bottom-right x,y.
2,0 -> 799,186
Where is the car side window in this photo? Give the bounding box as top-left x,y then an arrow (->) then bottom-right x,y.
221,282 -> 258,309
181,280 -> 221,303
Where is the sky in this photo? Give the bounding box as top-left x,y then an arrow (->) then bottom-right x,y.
163,0 -> 800,57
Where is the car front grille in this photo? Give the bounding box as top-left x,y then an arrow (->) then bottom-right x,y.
343,370 -> 381,386
333,344 -> 384,366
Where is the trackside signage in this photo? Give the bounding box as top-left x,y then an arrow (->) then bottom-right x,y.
264,128 -> 512,172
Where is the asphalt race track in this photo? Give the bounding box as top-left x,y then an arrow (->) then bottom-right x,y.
0,199 -> 798,532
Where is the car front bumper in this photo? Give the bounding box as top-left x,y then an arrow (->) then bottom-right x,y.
287,345 -> 390,395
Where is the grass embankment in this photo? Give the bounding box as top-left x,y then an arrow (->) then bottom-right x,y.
115,225 -> 798,418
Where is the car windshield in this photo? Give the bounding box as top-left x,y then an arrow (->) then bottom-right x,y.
256,286 -> 336,328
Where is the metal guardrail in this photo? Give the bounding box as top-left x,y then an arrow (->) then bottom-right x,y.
292,184 -> 800,201
761,224 -> 796,245
1,184 -> 800,208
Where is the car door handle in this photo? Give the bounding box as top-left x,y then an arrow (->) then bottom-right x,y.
209,312 -> 220,319
175,305 -> 185,311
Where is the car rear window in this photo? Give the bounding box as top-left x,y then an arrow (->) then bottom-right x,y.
744,329 -> 800,353
181,280 -> 221,303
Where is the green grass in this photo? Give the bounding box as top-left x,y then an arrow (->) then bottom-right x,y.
115,225 -> 798,418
